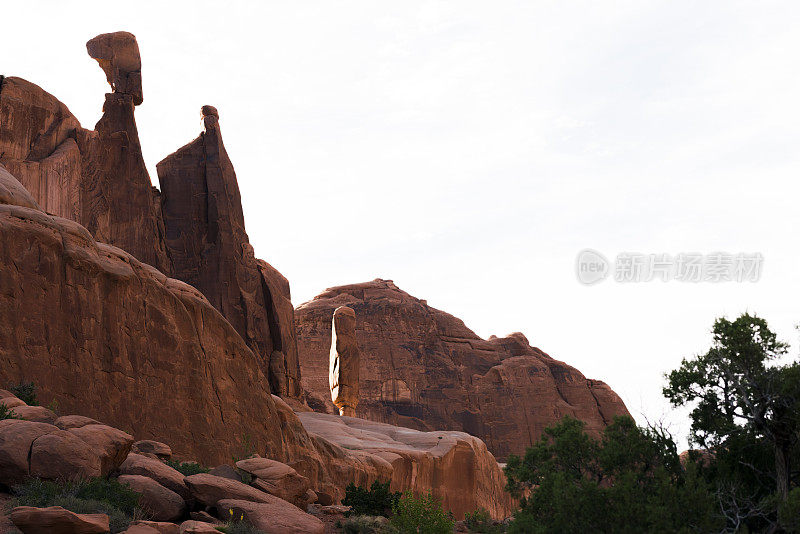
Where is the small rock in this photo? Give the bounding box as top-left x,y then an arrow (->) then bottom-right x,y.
188,511 -> 220,524
217,498 -> 324,534
132,440 -> 172,460
10,505 -> 109,533
208,464 -> 241,482
118,475 -> 185,522
119,453 -> 190,501
10,406 -> 57,424
236,458 -> 311,507
178,520 -> 219,533
54,415 -> 102,430
184,473 -> 273,507
128,521 -> 180,534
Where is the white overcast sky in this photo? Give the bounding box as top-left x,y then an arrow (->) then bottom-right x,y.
4,1 -> 800,447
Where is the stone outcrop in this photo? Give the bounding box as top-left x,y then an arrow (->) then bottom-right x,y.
295,279 -> 631,460
0,34 -> 301,398
217,499 -> 324,534
329,306 -> 360,416
0,162 -> 287,465
298,411 -> 515,520
157,106 -> 300,397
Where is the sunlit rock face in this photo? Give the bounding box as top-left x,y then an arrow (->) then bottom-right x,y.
296,279 -> 631,460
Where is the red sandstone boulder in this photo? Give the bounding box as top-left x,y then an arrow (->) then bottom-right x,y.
184,473 -> 273,507
9,405 -> 57,424
296,279 -> 631,460
179,520 -> 220,533
55,415 -> 102,430
0,419 -> 58,484
128,522 -> 180,534
132,440 -> 172,460
10,506 -> 109,533
67,424 -> 134,475
217,499 -> 324,534
119,454 -> 189,501
29,430 -> 102,480
118,475 -> 185,522
235,457 -> 311,507
86,32 -> 143,105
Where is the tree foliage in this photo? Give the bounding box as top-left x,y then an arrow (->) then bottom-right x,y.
504,415 -> 720,533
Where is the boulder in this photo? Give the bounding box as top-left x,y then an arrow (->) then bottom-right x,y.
296,279 -> 631,460
67,424 -> 134,475
118,454 -> 189,501
0,419 -> 58,484
184,474 -> 274,507
54,415 -> 102,430
128,522 -> 180,534
122,526 -> 160,534
85,31 -> 143,105
118,475 -> 185,522
0,396 -> 26,409
329,306 -> 359,417
9,405 -> 56,424
207,464 -> 241,482
132,440 -> 172,460
217,499 -> 324,534
235,458 -> 311,507
29,430 -> 102,480
178,520 -> 219,533
10,506 -> 109,533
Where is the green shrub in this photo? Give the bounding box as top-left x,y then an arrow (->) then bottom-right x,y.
343,480 -> 401,517
390,492 -> 454,534
464,508 -> 503,533
0,402 -> 19,420
8,381 -> 37,406
165,460 -> 209,475
12,477 -> 143,533
340,515 -> 398,534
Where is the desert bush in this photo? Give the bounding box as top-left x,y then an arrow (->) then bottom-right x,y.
390,492 -> 454,534
464,508 -> 503,533
8,381 -> 37,405
0,402 -> 19,420
340,515 -> 398,534
343,480 -> 401,517
165,459 -> 209,475
12,477 -> 143,533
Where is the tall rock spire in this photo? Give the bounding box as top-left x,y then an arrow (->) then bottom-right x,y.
158,106 -> 301,397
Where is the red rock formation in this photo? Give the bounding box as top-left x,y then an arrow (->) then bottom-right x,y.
0,166 -> 512,519
295,279 -> 630,460
329,306 -> 360,416
0,34 -> 171,273
157,106 -> 300,397
0,35 -> 301,397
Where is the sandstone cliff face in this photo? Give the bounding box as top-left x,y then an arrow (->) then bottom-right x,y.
0,34 -> 301,396
157,106 -> 300,397
295,279 -> 630,460
0,162 -> 284,465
